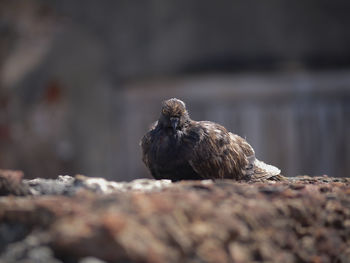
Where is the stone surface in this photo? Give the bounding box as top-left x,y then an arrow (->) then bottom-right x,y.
24,175 -> 172,196
0,170 -> 30,196
0,171 -> 349,262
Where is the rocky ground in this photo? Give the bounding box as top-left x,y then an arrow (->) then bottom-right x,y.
0,169 -> 349,263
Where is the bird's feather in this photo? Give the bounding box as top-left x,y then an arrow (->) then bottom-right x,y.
187,121 -> 254,180
141,99 -> 283,181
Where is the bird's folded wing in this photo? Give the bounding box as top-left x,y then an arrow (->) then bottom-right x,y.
187,123 -> 253,180
140,121 -> 158,169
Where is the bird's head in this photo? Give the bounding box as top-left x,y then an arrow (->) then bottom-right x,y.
159,98 -> 190,132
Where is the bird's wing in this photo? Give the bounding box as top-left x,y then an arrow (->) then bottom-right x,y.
187,121 -> 255,180
228,132 -> 284,181
228,132 -> 256,178
140,121 -> 158,173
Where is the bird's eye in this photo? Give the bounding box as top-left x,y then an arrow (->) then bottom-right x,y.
162,108 -> 167,115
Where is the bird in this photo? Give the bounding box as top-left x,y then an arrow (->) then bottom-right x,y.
140,98 -> 283,182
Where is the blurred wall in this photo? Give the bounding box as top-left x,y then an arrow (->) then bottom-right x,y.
0,0 -> 349,179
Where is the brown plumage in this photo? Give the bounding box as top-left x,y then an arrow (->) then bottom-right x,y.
141,98 -> 283,181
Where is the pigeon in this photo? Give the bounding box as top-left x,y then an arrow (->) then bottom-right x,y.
141,98 -> 283,181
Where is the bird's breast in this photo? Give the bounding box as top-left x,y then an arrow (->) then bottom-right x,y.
150,132 -> 190,164
146,129 -> 201,180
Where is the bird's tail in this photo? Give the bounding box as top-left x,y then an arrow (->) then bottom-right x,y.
252,159 -> 285,181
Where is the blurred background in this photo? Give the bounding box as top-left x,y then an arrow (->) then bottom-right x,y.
0,0 -> 349,180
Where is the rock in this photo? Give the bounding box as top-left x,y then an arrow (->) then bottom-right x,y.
23,175 -> 172,195
73,175 -> 172,194
0,232 -> 61,263
0,170 -> 30,196
24,175 -> 75,196
0,170 -> 349,262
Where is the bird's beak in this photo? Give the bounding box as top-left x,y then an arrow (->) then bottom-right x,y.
170,117 -> 179,132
